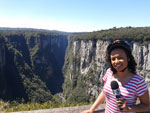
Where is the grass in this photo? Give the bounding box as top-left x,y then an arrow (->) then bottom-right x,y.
0,100 -> 90,113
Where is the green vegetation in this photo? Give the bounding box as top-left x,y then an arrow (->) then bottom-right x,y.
0,100 -> 89,112
0,29 -> 68,104
73,27 -> 150,41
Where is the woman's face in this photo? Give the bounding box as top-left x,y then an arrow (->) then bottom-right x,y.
110,48 -> 128,72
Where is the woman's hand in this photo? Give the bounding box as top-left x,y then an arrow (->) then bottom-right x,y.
117,98 -> 129,111
81,109 -> 94,113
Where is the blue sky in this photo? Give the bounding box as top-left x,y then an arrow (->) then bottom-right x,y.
0,0 -> 150,32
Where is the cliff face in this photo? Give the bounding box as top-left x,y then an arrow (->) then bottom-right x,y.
132,41 -> 150,84
0,32 -> 68,102
25,34 -> 68,93
0,37 -> 7,97
63,39 -> 150,103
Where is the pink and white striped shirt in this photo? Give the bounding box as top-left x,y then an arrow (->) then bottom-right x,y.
103,68 -> 148,113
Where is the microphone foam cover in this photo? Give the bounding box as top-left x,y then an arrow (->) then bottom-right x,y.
111,80 -> 119,90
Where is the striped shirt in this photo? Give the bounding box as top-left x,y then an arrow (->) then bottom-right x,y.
103,68 -> 148,113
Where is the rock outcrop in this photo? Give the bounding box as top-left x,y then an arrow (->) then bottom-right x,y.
63,39 -> 150,102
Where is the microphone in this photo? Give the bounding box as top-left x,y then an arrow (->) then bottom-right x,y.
110,80 -> 121,98
111,80 -> 123,110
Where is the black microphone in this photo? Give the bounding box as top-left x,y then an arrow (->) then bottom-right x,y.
111,80 -> 123,110
111,80 -> 121,98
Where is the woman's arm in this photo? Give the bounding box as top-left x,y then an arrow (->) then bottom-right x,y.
81,90 -> 105,113
127,90 -> 149,112
118,90 -> 149,112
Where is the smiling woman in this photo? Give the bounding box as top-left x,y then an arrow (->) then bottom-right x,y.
110,48 -> 128,73
106,40 -> 137,74
82,40 -> 149,113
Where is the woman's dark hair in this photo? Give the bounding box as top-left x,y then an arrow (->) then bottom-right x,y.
106,40 -> 137,74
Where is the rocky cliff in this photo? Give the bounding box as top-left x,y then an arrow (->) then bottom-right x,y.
0,31 -> 68,102
63,38 -> 150,103
0,36 -> 7,98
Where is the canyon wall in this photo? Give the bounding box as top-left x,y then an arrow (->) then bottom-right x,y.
63,39 -> 150,103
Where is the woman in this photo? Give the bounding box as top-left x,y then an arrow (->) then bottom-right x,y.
82,40 -> 149,113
